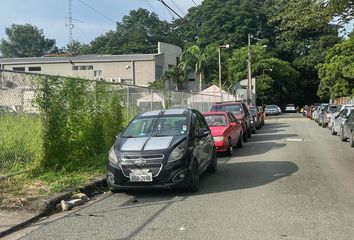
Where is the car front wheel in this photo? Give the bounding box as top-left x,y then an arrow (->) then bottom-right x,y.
187,160 -> 200,192
331,127 -> 337,135
207,149 -> 217,173
340,126 -> 347,142
350,132 -> 354,148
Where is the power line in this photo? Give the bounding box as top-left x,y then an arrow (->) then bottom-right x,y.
191,0 -> 198,7
156,0 -> 183,19
77,0 -> 116,24
143,0 -> 163,19
169,0 -> 186,15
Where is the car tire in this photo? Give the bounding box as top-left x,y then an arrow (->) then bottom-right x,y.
188,160 -> 200,192
110,187 -> 122,193
350,132 -> 354,148
247,128 -> 252,138
331,127 -> 337,135
243,131 -> 248,142
237,134 -> 243,148
251,129 -> 256,134
340,126 -> 347,142
322,121 -> 327,128
226,139 -> 233,156
207,149 -> 217,173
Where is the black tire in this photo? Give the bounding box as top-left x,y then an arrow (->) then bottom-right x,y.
237,134 -> 243,148
331,127 -> 337,135
187,160 -> 200,192
251,128 -> 256,134
110,187 -> 122,193
226,139 -> 233,156
243,131 -> 248,142
350,132 -> 354,148
340,126 -> 347,142
207,149 -> 217,173
247,128 -> 252,138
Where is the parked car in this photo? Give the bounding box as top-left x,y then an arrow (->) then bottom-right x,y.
331,106 -> 354,136
319,104 -> 339,128
257,106 -> 265,126
277,106 -> 282,114
303,105 -> 309,116
329,105 -> 348,129
339,109 -> 354,147
210,101 -> 252,142
313,104 -> 327,122
285,104 -> 296,113
203,111 -> 243,155
265,105 -> 279,116
248,106 -> 260,132
106,108 -> 217,192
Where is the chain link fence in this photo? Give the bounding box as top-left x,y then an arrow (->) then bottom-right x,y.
0,69 -> 234,178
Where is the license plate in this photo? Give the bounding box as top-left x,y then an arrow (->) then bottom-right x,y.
129,170 -> 153,182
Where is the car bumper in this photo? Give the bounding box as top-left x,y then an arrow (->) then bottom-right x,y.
106,161 -> 191,190
214,140 -> 228,152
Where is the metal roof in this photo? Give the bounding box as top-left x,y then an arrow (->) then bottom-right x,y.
0,54 -> 162,65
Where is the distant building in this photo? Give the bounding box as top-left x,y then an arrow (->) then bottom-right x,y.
0,42 -> 182,87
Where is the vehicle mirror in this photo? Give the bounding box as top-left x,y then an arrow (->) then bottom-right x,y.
230,122 -> 237,127
197,128 -> 209,137
116,133 -> 121,139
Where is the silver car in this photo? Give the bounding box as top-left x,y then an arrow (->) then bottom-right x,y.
331,106 -> 354,135
319,104 -> 340,128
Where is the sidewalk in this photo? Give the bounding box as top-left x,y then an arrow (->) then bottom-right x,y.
0,209 -> 38,234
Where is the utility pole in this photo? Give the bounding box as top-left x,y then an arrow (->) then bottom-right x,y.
67,0 -> 74,47
218,44 -> 230,100
247,33 -> 252,105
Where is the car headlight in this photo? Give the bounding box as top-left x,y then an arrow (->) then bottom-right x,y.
109,146 -> 118,164
251,119 -> 254,124
213,136 -> 224,141
168,140 -> 187,163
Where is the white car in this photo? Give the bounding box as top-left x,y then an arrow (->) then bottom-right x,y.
285,104 -> 296,113
331,106 -> 354,135
328,105 -> 351,129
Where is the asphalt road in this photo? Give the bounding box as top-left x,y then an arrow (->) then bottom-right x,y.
6,114 -> 354,240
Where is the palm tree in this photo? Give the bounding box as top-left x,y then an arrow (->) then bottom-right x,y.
162,65 -> 186,91
180,45 -> 216,91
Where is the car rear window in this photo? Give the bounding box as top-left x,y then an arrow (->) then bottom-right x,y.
211,104 -> 243,114
204,114 -> 227,126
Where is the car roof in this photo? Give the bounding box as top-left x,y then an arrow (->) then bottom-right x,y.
203,111 -> 228,115
212,101 -> 243,106
138,108 -> 190,118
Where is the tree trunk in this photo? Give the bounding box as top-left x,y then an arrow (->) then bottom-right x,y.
199,72 -> 202,92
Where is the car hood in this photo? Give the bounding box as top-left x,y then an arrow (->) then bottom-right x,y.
234,113 -> 245,120
115,135 -> 186,153
209,126 -> 227,136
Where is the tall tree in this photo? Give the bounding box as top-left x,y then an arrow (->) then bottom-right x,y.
0,24 -> 55,57
87,8 -> 179,54
317,34 -> 354,99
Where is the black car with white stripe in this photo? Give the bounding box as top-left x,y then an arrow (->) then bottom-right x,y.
106,108 -> 217,192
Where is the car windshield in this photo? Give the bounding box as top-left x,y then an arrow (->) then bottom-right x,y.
249,108 -> 257,116
286,104 -> 294,107
204,114 -> 227,126
266,105 -> 277,109
329,105 -> 338,112
122,116 -> 188,138
211,104 -> 243,114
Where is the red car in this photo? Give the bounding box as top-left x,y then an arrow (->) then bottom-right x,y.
203,111 -> 243,156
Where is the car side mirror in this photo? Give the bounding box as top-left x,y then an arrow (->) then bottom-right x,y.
116,133 -> 121,139
197,128 -> 209,138
230,122 -> 237,127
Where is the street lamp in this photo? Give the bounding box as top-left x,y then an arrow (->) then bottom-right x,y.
218,44 -> 231,97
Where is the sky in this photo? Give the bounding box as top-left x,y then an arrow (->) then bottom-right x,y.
0,0 -> 202,47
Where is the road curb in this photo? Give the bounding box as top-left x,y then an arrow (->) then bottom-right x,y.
0,177 -> 107,238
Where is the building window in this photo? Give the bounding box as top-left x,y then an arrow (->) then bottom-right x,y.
121,79 -> 133,85
94,70 -> 102,77
73,65 -> 93,71
13,67 -> 25,71
188,78 -> 195,82
168,64 -> 174,70
29,67 -> 41,72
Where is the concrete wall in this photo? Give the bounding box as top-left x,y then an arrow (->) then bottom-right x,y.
158,42 -> 182,72
2,60 -> 156,86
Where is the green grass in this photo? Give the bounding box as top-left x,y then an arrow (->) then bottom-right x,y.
0,114 -> 42,175
0,114 -> 108,208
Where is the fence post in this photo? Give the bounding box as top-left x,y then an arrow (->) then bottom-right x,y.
126,86 -> 129,119
150,89 -> 153,111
